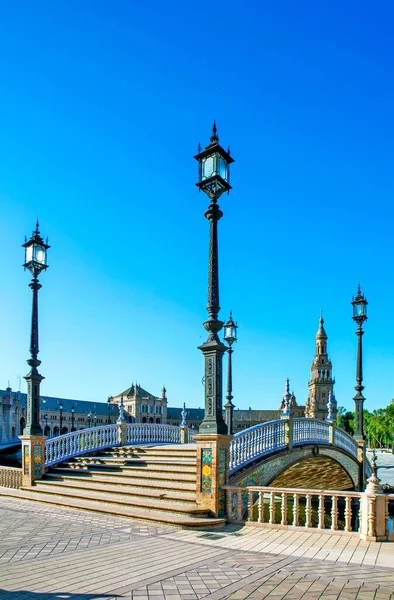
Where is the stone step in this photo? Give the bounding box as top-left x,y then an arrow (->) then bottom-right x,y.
41,476 -> 196,502
51,466 -> 196,483
62,460 -> 197,474
44,472 -> 196,491
10,488 -> 225,529
22,483 -> 206,515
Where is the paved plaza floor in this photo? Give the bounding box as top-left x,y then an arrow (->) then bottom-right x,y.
0,495 -> 393,600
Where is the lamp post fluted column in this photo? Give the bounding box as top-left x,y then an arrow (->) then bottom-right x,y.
195,123 -> 234,434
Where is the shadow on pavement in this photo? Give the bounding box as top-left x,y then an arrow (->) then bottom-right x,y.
0,592 -> 116,600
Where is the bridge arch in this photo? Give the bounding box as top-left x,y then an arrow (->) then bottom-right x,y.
229,445 -> 359,490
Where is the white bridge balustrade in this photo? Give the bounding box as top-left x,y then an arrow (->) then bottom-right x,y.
45,424 -> 119,467
229,417 -> 360,474
126,423 -> 195,445
44,422 -> 196,467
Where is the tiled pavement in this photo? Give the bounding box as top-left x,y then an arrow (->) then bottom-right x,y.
0,496 -> 393,600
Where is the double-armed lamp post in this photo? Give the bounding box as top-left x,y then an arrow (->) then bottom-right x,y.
194,123 -> 234,434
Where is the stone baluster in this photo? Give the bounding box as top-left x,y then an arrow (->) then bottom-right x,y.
226,489 -> 233,521
293,493 -> 300,526
331,495 -> 338,530
318,495 -> 325,529
248,491 -> 254,521
258,491 -> 264,523
269,491 -> 276,524
236,489 -> 243,522
281,492 -> 288,525
345,496 -> 352,532
305,494 -> 312,528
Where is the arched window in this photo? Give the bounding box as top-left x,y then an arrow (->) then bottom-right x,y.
149,417 -> 153,423
61,427 -> 68,435
54,426 -> 59,436
142,417 -> 147,423
156,418 -> 161,424
44,425 -> 50,437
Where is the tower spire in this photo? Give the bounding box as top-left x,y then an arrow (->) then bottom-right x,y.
306,313 -> 336,420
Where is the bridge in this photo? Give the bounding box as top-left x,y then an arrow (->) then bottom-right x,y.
1,418 -> 390,541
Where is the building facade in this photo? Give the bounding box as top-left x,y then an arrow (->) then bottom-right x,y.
110,383 -> 168,424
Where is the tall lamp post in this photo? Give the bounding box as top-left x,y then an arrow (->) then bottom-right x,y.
194,123 -> 234,434
71,406 -> 76,432
351,285 -> 368,490
22,222 -> 50,436
88,411 -> 92,428
351,285 -> 368,441
107,396 -> 113,424
44,413 -> 48,436
59,402 -> 63,434
223,312 -> 237,435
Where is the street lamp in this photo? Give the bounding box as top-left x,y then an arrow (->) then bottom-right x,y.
44,413 -> 48,435
88,411 -> 92,428
194,123 -> 234,434
351,285 -> 368,441
71,406 -> 76,432
93,414 -> 97,427
59,402 -> 63,434
22,221 -> 50,436
223,312 -> 237,435
107,396 -> 113,424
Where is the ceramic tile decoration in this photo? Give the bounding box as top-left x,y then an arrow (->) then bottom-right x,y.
201,448 -> 212,493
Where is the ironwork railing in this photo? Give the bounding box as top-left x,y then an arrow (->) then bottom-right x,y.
45,424 -> 119,467
229,420 -> 286,473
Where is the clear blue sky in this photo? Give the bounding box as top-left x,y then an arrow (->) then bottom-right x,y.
1,1 -> 393,412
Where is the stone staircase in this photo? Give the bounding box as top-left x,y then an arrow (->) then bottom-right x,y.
17,444 -> 226,529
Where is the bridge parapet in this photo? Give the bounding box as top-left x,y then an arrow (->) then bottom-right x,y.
229,418 -> 359,475
44,422 -> 196,468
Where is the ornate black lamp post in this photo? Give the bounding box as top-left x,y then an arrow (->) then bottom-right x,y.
107,396 -> 113,424
194,123 -> 234,434
44,413 -> 48,435
59,402 -> 63,434
93,414 -> 97,427
223,312 -> 237,435
22,221 -> 50,436
351,285 -> 368,441
71,406 -> 76,432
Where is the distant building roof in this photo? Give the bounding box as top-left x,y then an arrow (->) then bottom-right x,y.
0,390 -> 117,417
167,408 -> 204,420
233,409 -> 280,422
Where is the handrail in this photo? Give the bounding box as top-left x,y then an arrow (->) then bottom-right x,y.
229,420 -> 287,473
44,424 -> 119,466
126,423 -> 183,444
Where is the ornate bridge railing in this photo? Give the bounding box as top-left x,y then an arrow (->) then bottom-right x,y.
229,420 -> 287,473
126,423 -> 195,444
44,422 -> 195,467
229,418 -> 360,475
45,424 -> 119,467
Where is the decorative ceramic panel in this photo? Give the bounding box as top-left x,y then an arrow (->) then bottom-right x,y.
201,448 -> 212,493
218,448 -> 226,517
33,445 -> 42,477
23,446 -> 29,476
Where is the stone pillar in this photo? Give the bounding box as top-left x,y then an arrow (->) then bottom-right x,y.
281,414 -> 293,451
194,434 -> 232,518
357,439 -> 366,491
180,425 -> 189,444
359,455 -> 388,541
117,421 -> 127,446
19,435 -> 46,486
328,422 -> 335,445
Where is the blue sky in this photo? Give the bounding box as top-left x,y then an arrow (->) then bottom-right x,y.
1,1 -> 394,412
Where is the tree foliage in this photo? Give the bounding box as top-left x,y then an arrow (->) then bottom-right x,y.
337,400 -> 394,448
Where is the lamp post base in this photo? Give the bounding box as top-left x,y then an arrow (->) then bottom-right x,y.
194,434 -> 232,518
19,435 -> 47,486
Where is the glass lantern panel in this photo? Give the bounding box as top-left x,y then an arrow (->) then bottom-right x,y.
34,245 -> 46,264
202,156 -> 215,179
218,156 -> 228,181
25,245 -> 33,262
354,303 -> 366,317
